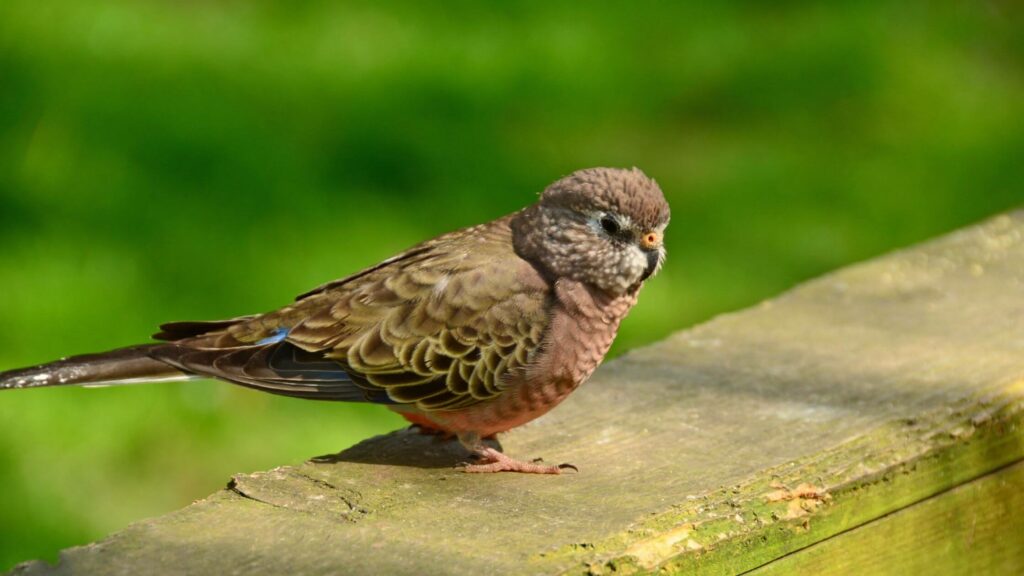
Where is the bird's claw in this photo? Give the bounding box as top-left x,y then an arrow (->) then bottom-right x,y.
458,447 -> 575,474
530,457 -> 578,472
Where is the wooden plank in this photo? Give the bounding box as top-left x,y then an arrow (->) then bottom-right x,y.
749,460 -> 1024,576
8,211 -> 1024,576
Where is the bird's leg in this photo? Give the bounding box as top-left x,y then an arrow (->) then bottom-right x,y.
457,432 -> 577,474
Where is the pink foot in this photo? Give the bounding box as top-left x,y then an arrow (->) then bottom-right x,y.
462,447 -> 577,474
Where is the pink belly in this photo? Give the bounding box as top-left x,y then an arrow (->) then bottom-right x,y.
391,380 -> 576,438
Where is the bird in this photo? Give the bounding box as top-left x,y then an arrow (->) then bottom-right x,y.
0,167 -> 670,474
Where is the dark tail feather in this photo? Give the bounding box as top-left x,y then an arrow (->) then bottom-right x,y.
0,345 -> 192,390
152,315 -> 256,341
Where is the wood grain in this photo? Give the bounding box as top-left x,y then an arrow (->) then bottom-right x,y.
750,461 -> 1024,575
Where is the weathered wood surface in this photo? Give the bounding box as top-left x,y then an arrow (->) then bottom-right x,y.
10,212 -> 1024,576
750,460 -> 1024,575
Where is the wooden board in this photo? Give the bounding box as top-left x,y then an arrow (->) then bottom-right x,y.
750,460 -> 1024,575
9,211 -> 1024,576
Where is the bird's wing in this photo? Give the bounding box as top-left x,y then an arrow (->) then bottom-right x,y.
152,217 -> 553,411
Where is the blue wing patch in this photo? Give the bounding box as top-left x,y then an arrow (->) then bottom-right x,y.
257,328 -> 290,346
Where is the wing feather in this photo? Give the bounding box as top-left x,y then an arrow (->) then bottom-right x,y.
160,215 -> 552,411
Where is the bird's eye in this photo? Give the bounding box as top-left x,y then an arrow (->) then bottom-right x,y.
600,215 -> 620,235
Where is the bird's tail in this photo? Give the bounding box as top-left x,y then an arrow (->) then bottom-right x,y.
0,345 -> 193,390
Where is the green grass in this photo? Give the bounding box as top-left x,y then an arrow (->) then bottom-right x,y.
0,1 -> 1021,570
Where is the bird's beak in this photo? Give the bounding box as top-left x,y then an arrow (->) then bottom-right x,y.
640,231 -> 665,282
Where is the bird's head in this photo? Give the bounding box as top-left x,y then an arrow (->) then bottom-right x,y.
513,167 -> 670,295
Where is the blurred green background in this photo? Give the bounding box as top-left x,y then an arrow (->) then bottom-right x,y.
0,0 -> 1021,569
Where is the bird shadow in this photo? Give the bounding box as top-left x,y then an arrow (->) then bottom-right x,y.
309,426 -> 503,470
